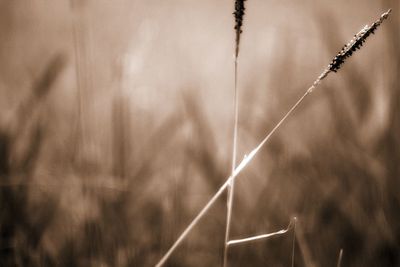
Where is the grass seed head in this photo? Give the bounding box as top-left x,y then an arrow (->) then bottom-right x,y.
328,9 -> 391,72
234,0 -> 246,57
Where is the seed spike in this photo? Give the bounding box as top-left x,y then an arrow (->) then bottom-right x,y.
328,9 -> 391,73
234,0 -> 246,58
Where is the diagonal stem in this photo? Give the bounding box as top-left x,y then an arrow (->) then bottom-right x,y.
155,178 -> 231,267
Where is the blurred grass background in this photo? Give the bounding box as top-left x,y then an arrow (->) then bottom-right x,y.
0,0 -> 399,266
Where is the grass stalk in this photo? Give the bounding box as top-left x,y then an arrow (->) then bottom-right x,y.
155,9 -> 391,267
223,1 -> 246,266
292,217 -> 297,267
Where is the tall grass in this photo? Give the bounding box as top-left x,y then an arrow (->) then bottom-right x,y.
155,8 -> 391,267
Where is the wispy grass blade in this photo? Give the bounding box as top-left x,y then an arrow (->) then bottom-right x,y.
227,217 -> 296,246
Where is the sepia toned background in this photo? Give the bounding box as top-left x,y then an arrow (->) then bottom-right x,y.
0,0 -> 399,266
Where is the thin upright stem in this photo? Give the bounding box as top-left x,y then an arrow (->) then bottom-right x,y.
337,249 -> 343,267
291,217 -> 297,267
70,0 -> 87,164
223,56 -> 240,267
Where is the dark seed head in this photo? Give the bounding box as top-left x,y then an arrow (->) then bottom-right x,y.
234,0 -> 246,57
234,0 -> 246,32
328,9 -> 391,72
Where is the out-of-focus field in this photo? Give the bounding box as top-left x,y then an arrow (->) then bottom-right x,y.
0,1 -> 399,266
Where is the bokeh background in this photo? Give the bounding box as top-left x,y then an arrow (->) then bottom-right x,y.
0,0 -> 399,266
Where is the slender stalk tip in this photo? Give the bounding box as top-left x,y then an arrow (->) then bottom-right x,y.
382,8 -> 392,19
